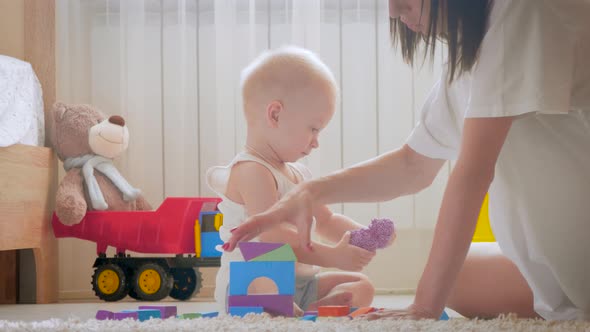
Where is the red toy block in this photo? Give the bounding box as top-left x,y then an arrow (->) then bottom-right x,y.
349,307 -> 376,318
318,305 -> 350,317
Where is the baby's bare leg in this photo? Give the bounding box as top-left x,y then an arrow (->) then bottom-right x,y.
308,272 -> 374,310
446,242 -> 541,319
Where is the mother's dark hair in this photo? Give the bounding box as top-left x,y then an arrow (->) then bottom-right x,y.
390,0 -> 491,82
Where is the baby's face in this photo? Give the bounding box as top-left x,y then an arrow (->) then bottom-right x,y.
273,91 -> 335,163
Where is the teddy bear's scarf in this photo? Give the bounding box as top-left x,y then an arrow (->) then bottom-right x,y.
64,155 -> 141,210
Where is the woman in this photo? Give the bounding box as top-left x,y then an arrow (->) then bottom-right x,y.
223,0 -> 590,320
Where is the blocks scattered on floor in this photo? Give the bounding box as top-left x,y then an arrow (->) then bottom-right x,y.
95,306 -> 217,321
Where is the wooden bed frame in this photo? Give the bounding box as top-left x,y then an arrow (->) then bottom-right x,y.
0,0 -> 57,304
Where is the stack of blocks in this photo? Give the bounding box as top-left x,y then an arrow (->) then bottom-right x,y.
228,242 -> 297,317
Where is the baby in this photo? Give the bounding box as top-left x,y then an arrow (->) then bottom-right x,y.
207,46 -> 387,315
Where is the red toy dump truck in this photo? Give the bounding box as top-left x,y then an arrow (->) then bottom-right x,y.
52,197 -> 224,302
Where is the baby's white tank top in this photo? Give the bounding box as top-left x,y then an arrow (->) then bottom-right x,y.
206,151 -> 318,313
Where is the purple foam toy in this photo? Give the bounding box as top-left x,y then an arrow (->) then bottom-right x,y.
350,218 -> 395,252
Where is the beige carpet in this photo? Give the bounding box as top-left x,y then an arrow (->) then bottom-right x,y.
1,314 -> 589,331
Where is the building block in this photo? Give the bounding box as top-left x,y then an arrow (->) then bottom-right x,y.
318,305 -> 350,317
194,219 -> 202,257
473,194 -> 495,242
440,310 -> 449,320
96,310 -> 114,320
350,218 -> 395,252
348,307 -> 376,318
121,309 -> 161,321
113,311 -> 138,320
201,311 -> 219,318
229,261 -> 295,296
303,310 -> 318,316
228,306 -> 264,317
249,244 -> 296,262
139,305 -> 177,319
177,313 -> 202,319
238,242 -> 284,261
301,314 -> 317,321
228,294 -> 294,317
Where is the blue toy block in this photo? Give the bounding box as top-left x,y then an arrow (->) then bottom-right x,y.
301,314 -> 317,322
229,261 -> 295,296
139,305 -> 177,319
440,310 -> 449,320
229,306 -> 264,317
121,309 -> 161,321
201,232 -> 223,257
201,311 -> 219,318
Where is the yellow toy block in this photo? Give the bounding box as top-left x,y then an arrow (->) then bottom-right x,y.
214,213 -> 223,231
194,219 -> 202,257
472,194 -> 496,242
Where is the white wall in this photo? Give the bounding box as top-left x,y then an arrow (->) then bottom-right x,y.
56,0 -> 448,299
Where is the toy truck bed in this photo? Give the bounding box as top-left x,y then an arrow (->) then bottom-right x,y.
52,197 -> 221,255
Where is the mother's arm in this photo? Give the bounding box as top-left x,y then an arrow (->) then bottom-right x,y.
224,144 -> 445,251
366,116 -> 514,320
308,144 -> 446,205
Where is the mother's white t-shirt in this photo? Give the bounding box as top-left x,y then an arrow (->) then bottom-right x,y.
406,0 -> 590,320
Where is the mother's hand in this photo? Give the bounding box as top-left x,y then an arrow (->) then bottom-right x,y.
222,183 -> 316,252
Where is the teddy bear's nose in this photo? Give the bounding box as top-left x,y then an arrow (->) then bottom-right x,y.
108,115 -> 125,127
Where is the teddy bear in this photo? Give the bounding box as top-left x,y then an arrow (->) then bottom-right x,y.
49,102 -> 151,225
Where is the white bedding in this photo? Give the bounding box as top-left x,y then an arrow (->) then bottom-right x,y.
0,54 -> 44,147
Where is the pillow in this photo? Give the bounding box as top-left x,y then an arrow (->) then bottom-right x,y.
0,55 -> 44,147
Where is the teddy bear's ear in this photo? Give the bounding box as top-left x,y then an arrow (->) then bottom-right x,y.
48,102 -> 68,151
52,102 -> 68,122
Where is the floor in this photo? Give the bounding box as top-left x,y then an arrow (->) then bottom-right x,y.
0,295 -> 460,322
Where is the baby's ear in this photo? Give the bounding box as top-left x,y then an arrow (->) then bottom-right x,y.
266,100 -> 283,127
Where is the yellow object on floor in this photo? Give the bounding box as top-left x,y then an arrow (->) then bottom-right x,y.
472,194 -> 496,242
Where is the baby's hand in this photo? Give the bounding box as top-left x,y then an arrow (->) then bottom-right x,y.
293,302 -> 304,317
386,230 -> 397,248
332,232 -> 376,271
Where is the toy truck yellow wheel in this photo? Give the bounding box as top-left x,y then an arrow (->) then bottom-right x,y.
92,263 -> 129,302
132,263 -> 173,301
98,270 -> 119,294
139,269 -> 161,294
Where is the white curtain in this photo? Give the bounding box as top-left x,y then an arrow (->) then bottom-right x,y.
57,0 -> 449,293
